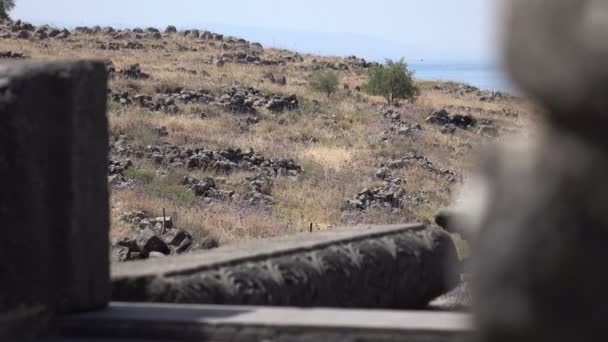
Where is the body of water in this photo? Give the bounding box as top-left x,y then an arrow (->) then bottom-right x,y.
409,63 -> 514,93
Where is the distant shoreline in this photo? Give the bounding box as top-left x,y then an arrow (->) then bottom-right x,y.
409,62 -> 515,93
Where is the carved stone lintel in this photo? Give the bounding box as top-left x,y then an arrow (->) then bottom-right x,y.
112,224 -> 460,309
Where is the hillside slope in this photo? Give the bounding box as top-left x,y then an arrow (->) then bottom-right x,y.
0,20 -> 538,255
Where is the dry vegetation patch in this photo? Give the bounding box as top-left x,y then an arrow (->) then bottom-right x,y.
0,22 -> 538,249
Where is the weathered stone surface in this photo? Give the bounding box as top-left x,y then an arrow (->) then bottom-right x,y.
0,61 -> 110,337
112,224 -> 460,309
56,303 -> 472,342
471,131 -> 608,342
463,1 -> 608,341
504,0 -> 608,122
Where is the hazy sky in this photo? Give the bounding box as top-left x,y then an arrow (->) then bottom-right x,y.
11,0 -> 500,63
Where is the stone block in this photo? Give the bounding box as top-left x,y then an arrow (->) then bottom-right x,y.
0,61 -> 110,337
112,224 -> 460,309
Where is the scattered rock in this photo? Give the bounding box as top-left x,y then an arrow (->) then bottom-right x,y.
343,179 -> 405,211
205,51 -> 286,66
426,109 -> 477,130
244,174 -> 274,205
0,51 -> 26,59
385,153 -> 458,181
113,211 -> 219,262
382,108 -> 423,137
133,94 -> 178,114
182,175 -> 234,201
119,64 -> 150,80
136,227 -> 171,257
217,86 -> 298,114
112,141 -> 303,179
108,159 -> 133,187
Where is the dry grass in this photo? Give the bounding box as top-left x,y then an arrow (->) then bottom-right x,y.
3,31 -> 539,245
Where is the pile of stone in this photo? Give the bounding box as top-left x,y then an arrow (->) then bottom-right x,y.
343,178 -> 405,211
425,109 -> 477,132
310,60 -> 350,71
109,91 -> 132,105
0,20 -> 71,40
159,87 -> 215,104
276,53 -> 304,63
432,82 -> 479,96
96,40 -> 145,50
211,51 -> 286,66
133,94 -> 178,114
108,87 -> 215,113
33,26 -> 71,40
182,29 -> 224,41
0,51 -> 26,59
182,176 -> 234,202
119,64 -> 150,80
108,85 -> 296,115
108,159 -> 133,187
74,25 -> 162,40
244,173 -> 274,205
265,94 -> 298,112
344,55 -> 376,69
112,142 -> 303,178
112,210 -> 218,262
381,153 -> 457,181
217,86 -> 298,114
381,109 -> 423,138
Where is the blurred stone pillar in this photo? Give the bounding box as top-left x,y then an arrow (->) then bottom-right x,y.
473,1 -> 608,341
0,61 -> 109,339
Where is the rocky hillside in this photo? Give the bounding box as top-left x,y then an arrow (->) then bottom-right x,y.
0,19 -> 538,261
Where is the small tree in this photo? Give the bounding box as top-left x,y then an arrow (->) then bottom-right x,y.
0,0 -> 15,20
364,58 -> 419,105
310,71 -> 339,98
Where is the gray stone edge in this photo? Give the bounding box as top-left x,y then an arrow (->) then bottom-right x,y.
112,223 -> 426,279
56,303 -> 472,342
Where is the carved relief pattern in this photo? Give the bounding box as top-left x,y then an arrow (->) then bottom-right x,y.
113,226 -> 459,309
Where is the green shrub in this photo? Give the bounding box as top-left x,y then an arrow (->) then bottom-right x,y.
310,71 -> 339,98
123,168 -> 156,185
364,58 -> 419,105
145,181 -> 197,205
297,96 -> 322,114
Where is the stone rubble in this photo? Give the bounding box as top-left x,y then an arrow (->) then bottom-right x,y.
112,210 -> 219,262
108,159 -> 133,188
0,51 -> 26,59
244,173 -> 275,205
425,109 -> 478,133
96,40 -> 145,50
182,175 -> 235,202
205,52 -> 286,67
380,108 -> 424,139
111,141 -> 303,178
0,20 -> 70,40
108,85 -> 298,115
118,64 -> 150,80
343,178 -> 405,211
383,153 -> 458,182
